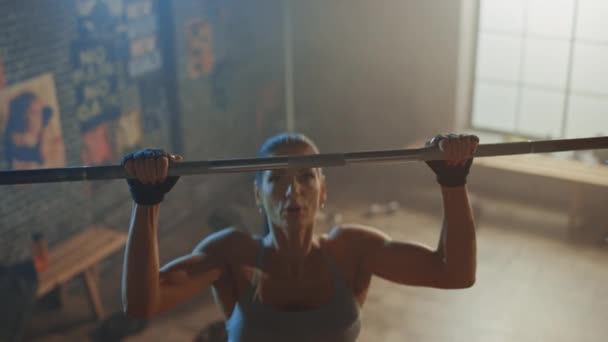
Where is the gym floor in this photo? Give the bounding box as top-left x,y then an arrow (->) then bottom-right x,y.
24,195 -> 608,342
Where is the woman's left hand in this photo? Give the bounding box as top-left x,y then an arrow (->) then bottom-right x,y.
425,133 -> 479,187
431,133 -> 479,165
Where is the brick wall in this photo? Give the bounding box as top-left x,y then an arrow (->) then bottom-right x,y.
173,0 -> 286,160
0,0 -> 285,265
0,1 -> 91,263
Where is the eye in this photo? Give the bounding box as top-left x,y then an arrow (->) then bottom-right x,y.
300,171 -> 316,180
264,168 -> 284,182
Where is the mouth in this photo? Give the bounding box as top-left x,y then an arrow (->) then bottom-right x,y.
284,206 -> 303,215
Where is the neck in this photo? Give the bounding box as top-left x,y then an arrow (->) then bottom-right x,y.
265,222 -> 316,278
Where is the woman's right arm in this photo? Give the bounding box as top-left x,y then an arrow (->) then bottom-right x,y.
120,149 -> 233,318
121,203 -> 226,318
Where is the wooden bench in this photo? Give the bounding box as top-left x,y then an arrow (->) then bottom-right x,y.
473,154 -> 608,234
36,226 -> 128,320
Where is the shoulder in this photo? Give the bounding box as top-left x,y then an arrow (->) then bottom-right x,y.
322,224 -> 391,253
192,227 -> 258,260
320,225 -> 394,290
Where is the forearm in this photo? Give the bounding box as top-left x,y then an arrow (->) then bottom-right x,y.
437,185 -> 476,284
122,203 -> 162,316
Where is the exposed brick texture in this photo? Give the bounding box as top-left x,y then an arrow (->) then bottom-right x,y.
0,0 -> 285,266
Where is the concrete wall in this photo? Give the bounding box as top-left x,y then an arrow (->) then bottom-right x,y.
289,0 -> 606,238
288,0 -> 463,206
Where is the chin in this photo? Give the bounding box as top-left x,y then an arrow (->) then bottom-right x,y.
284,217 -> 314,229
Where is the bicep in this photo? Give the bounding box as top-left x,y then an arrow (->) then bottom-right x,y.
336,225 -> 449,289
364,240 -> 448,288
156,253 -> 223,313
155,228 -> 245,314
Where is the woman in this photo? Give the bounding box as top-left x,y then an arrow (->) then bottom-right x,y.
121,132 -> 478,341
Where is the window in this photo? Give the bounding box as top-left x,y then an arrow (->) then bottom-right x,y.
470,0 -> 608,139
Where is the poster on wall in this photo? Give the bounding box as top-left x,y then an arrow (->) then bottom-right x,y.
115,84 -> 145,154
115,108 -> 143,154
0,74 -> 66,171
76,0 -> 125,40
73,0 -> 146,194
73,0 -> 145,155
71,39 -> 122,166
185,17 -> 215,79
80,121 -> 113,166
126,0 -> 162,77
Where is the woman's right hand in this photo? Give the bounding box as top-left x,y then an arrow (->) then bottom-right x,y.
121,149 -> 183,205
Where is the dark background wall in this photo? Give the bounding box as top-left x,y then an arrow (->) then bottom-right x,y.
0,0 -> 285,265
173,0 -> 285,160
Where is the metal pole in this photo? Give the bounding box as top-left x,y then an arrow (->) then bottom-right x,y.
282,0 -> 296,132
0,136 -> 607,185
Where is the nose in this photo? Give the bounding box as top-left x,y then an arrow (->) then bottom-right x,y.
285,178 -> 301,197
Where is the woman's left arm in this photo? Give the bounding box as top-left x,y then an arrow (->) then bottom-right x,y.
434,185 -> 477,287
337,134 -> 477,289
337,188 -> 476,290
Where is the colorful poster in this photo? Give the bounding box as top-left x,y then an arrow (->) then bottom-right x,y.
0,74 -> 66,170
73,0 -> 146,195
186,17 -> 215,79
76,0 -> 125,40
114,108 -> 143,154
71,39 -> 123,166
81,122 -> 113,166
73,0 -> 143,166
126,0 -> 162,77
71,40 -> 122,132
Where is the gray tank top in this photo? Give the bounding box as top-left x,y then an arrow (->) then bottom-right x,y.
225,239 -> 361,341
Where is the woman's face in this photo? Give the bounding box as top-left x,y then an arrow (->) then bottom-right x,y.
255,143 -> 327,232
